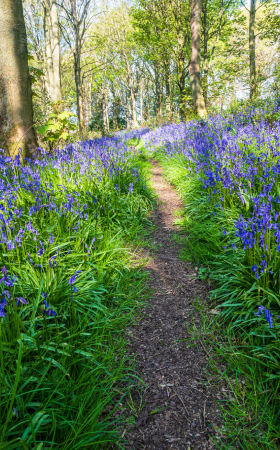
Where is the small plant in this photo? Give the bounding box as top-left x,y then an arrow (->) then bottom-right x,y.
36,111 -> 78,149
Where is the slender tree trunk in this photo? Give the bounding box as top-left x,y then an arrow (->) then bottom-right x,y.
87,79 -> 92,122
102,84 -> 109,133
159,78 -> 163,118
126,90 -> 130,129
178,56 -> 186,120
0,0 -> 37,158
124,56 -> 138,128
140,81 -> 143,124
74,50 -> 84,131
165,65 -> 171,118
189,0 -> 207,118
43,6 -> 54,100
249,0 -> 257,99
83,82 -> 88,126
154,62 -> 161,119
202,0 -> 208,105
113,95 -> 120,130
105,89 -> 109,132
50,0 -> 62,105
130,87 -> 138,128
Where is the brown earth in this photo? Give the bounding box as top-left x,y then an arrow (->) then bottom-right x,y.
123,161 -> 221,450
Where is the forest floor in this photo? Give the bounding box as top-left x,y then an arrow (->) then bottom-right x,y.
123,160 -> 222,450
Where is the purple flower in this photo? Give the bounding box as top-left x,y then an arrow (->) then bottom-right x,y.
16,297 -> 28,307
43,299 -> 56,317
68,271 -> 81,285
254,305 -> 274,328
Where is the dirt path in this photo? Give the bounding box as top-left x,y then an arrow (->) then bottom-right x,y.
125,161 -> 219,450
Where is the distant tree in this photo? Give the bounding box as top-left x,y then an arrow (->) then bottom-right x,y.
42,0 -> 62,106
58,0 -> 94,132
189,0 -> 207,117
0,0 -> 37,158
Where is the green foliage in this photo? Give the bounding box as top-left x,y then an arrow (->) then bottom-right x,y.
157,152 -> 280,447
0,149 -> 154,448
36,112 -> 78,148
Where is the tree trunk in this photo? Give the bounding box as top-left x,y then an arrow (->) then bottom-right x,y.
202,0 -> 208,105
50,0 -> 62,105
0,0 -> 37,158
102,84 -> 109,133
130,91 -> 138,128
87,79 -> 92,122
165,65 -> 171,118
178,56 -> 186,120
140,81 -> 143,124
105,89 -> 109,132
154,62 -> 161,119
83,82 -> 88,126
43,6 -> 54,100
126,91 -> 130,129
74,51 -> 84,132
159,78 -> 163,118
113,95 -> 120,130
249,0 -> 257,99
189,0 -> 207,118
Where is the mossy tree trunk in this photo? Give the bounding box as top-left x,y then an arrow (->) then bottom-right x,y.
0,0 -> 37,158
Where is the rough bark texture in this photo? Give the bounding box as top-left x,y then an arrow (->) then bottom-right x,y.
249,0 -> 257,99
0,0 -> 37,158
189,0 -> 207,118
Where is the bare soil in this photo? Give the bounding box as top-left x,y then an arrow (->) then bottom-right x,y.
124,161 -> 220,449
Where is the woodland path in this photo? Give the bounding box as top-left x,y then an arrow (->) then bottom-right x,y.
124,161 -> 220,450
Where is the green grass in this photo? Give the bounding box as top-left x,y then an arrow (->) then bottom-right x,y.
156,153 -> 280,449
0,148 -> 155,449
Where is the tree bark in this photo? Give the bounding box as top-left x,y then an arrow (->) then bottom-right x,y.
249,0 -> 257,99
102,84 -> 109,133
202,0 -> 208,105
43,6 -> 55,100
0,0 -> 37,158
178,56 -> 186,120
74,50 -> 84,132
113,95 -> 120,130
189,0 -> 207,118
154,62 -> 161,119
50,0 -> 62,105
165,65 -> 171,118
130,84 -> 138,128
126,90 -> 130,129
140,81 -> 143,124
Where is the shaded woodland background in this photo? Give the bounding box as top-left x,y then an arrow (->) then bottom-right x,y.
24,0 -> 280,134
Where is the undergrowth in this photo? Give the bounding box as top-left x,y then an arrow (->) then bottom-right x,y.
157,154 -> 280,449
0,138 -> 154,449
